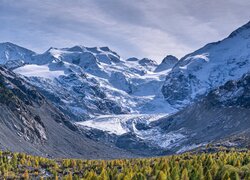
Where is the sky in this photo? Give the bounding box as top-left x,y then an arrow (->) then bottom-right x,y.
0,0 -> 250,62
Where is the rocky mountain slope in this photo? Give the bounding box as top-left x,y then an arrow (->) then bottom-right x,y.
0,42 -> 35,67
0,66 -> 134,159
155,55 -> 178,72
78,72 -> 250,155
162,21 -> 250,106
155,72 -> 250,153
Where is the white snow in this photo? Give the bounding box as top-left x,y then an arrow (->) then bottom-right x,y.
14,64 -> 65,79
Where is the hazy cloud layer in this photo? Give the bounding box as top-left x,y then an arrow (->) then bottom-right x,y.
0,0 -> 250,62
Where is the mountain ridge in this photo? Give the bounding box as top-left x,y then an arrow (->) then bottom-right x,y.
162,21 -> 250,106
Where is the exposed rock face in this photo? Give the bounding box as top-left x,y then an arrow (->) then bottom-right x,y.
126,57 -> 139,62
155,55 -> 178,72
138,58 -> 158,71
210,73 -> 250,107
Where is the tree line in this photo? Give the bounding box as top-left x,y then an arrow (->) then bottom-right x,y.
0,150 -> 249,179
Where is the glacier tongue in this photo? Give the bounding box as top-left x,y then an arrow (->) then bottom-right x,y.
76,114 -> 168,135
76,113 -> 187,152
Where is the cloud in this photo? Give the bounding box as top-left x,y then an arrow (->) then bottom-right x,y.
0,0 -> 250,62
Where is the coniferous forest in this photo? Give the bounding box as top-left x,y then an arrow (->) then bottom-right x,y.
0,150 -> 250,179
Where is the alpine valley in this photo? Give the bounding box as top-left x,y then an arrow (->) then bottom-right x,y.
1,21 -> 250,159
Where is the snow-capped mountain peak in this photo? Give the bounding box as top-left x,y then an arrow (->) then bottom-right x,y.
0,42 -> 35,66
0,43 -> 176,120
155,55 -> 178,72
162,21 -> 250,105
